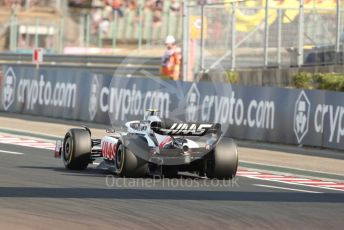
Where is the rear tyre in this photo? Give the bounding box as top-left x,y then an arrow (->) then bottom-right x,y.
63,129 -> 91,170
116,143 -> 148,178
205,139 -> 238,179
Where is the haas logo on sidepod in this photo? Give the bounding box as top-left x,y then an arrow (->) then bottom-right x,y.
89,75 -> 100,121
185,83 -> 200,122
101,142 -> 117,160
1,67 -> 16,111
294,91 -> 311,143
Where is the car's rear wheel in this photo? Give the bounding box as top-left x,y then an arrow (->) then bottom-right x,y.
116,143 -> 148,177
63,129 -> 91,170
205,139 -> 238,179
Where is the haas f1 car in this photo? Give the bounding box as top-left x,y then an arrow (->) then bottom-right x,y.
54,110 -> 238,179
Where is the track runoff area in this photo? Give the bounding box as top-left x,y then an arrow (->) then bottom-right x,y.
0,132 -> 343,229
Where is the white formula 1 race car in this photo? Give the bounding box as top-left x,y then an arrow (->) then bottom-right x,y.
54,110 -> 238,179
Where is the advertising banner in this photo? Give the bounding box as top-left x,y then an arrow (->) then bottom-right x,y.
1,65 -> 344,150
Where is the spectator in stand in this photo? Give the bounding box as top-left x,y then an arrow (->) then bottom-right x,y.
99,18 -> 110,34
170,0 -> 180,13
2,0 -> 22,10
99,3 -> 112,35
128,0 -> 137,11
92,0 -> 103,8
144,0 -> 154,10
3,0 -> 21,7
198,0 -> 208,4
160,35 -> 181,81
2,0 -> 57,9
18,34 -> 28,49
88,0 -> 184,41
91,7 -> 102,38
102,2 -> 112,19
152,0 -> 163,27
108,0 -> 124,17
155,0 -> 163,9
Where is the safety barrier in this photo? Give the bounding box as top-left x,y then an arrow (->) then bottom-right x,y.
1,64 -> 344,150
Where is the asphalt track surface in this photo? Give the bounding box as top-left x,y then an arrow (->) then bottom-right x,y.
0,143 -> 344,230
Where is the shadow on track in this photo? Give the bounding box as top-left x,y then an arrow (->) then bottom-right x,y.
18,165 -> 109,177
17,165 -> 201,179
0,187 -> 343,203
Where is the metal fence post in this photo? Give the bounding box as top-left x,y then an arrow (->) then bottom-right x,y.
81,14 -> 85,47
231,2 -> 237,71
138,0 -> 143,54
167,5 -> 172,36
335,0 -> 341,64
112,11 -> 118,54
10,14 -> 18,52
264,0 -> 270,68
55,0 -> 61,10
277,9 -> 282,68
9,12 -> 14,51
98,27 -> 103,48
34,18 -> 39,48
25,23 -> 29,48
25,0 -> 29,10
86,14 -> 90,52
59,17 -> 65,54
200,3 -> 205,71
182,2 -> 189,81
297,0 -> 305,67
14,16 -> 18,51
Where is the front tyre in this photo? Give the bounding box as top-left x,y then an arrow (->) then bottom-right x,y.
63,129 -> 91,170
206,139 -> 238,179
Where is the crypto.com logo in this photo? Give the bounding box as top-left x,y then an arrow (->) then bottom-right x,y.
294,90 -> 311,143
89,75 -> 100,120
185,83 -> 200,122
1,67 -> 16,111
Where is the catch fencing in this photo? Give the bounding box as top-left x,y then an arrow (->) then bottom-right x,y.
183,0 -> 344,80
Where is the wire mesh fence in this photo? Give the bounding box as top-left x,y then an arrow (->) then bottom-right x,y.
184,0 -> 344,80
1,0 -> 343,74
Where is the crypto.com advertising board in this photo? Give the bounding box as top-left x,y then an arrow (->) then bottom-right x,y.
1,65 -> 344,150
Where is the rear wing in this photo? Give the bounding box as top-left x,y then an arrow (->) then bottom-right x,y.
151,121 -> 221,136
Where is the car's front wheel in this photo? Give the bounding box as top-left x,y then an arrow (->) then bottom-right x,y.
63,129 -> 91,170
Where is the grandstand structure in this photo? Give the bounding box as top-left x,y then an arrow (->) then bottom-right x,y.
0,0 -> 183,54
